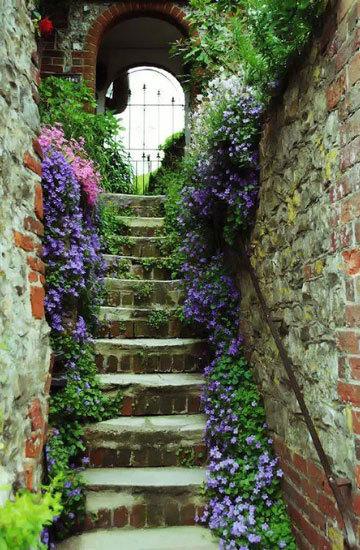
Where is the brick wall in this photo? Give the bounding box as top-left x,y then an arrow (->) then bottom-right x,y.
0,0 -> 51,501
39,1 -> 189,90
239,0 -> 360,547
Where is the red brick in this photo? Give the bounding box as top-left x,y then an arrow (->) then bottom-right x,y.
337,330 -> 360,353
28,398 -> 44,431
25,433 -> 43,459
14,231 -> 35,252
340,193 -> 360,223
24,463 -> 34,491
121,396 -> 133,416
343,249 -> 360,275
356,464 -> 360,488
113,506 -> 128,527
24,216 -> 44,237
32,138 -> 43,160
326,73 -> 345,110
27,256 -> 45,274
180,504 -> 196,526
341,136 -> 360,171
287,503 -> 331,549
338,381 -> 360,405
28,271 -> 38,283
352,410 -> 360,433
30,286 -> 45,320
23,152 -> 42,177
307,461 -> 327,485
350,357 -> 360,379
130,504 -> 146,528
34,185 -> 44,220
293,452 -> 308,476
352,491 -> 360,515
346,305 -> 360,327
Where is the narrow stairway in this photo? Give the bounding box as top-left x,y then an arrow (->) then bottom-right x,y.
58,194 -> 218,549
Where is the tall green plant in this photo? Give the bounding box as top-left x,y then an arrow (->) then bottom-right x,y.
39,77 -> 133,193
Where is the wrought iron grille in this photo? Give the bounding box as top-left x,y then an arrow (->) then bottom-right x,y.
124,83 -> 185,193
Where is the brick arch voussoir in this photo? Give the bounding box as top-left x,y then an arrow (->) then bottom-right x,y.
83,2 -> 189,91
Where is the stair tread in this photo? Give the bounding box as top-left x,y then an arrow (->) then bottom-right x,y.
57,526 -> 218,550
95,337 -> 205,348
99,372 -> 203,388
117,216 -> 164,226
102,193 -> 166,200
99,306 -> 180,319
83,467 -> 206,488
105,277 -> 181,285
86,414 -> 206,434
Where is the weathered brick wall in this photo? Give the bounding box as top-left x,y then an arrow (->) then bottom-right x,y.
239,1 -> 360,547
0,0 -> 51,502
39,1 -> 189,90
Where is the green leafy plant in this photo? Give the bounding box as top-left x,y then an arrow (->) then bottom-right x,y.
148,309 -> 169,329
99,202 -> 131,255
134,282 -> 153,301
0,483 -> 62,550
39,77 -> 133,192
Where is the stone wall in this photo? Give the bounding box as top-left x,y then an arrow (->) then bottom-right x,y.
0,0 -> 51,502
239,0 -> 360,547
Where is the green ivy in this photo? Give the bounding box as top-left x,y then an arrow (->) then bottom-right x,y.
148,309 -> 169,329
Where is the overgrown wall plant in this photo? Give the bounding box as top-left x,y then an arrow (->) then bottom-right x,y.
39,125 -> 121,541
169,2 -> 328,547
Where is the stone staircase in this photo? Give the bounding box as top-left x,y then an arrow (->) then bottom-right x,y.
58,194 -> 217,549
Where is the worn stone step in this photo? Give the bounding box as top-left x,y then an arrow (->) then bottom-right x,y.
104,255 -> 172,281
99,373 -> 203,416
57,526 -> 218,549
104,278 -> 183,307
85,415 -> 206,468
98,306 -> 194,339
94,338 -> 207,374
101,193 -> 166,217
117,216 -> 164,237
114,236 -> 165,257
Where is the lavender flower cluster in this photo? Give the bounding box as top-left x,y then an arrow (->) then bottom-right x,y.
178,76 -> 295,548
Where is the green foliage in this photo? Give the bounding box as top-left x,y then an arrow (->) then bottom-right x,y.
0,484 -> 62,550
177,0 -> 327,97
148,131 -> 185,195
39,77 -> 133,192
148,309 -> 169,329
134,282 -> 153,301
98,202 -> 130,255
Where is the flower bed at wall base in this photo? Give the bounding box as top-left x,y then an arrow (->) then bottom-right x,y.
39,125 -> 121,542
171,74 -> 296,549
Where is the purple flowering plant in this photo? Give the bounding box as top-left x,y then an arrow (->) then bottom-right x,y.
40,129 -> 121,540
169,74 -> 295,548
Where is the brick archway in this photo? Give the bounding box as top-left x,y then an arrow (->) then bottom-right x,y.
83,2 -> 190,91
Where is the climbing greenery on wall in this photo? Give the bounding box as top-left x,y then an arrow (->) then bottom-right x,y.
161,1 -> 329,547
39,123 -> 122,541
39,78 -> 133,193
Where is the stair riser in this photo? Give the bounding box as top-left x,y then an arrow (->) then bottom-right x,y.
118,240 -> 163,258
95,346 -> 207,374
87,443 -> 206,468
83,495 -> 204,532
106,259 -> 171,281
107,389 -> 202,416
120,226 -> 163,238
98,319 -> 195,339
101,195 -> 165,217
104,288 -> 183,308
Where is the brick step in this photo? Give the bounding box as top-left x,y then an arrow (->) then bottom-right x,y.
98,307 -> 195,339
113,236 -> 165,258
85,415 -> 206,468
99,373 -> 203,416
79,468 -> 206,532
116,216 -> 164,237
59,527 -> 218,548
104,255 -> 172,281
104,278 -> 183,308
94,338 -> 207,374
101,193 -> 166,217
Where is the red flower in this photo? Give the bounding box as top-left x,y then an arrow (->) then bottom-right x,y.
39,17 -> 54,36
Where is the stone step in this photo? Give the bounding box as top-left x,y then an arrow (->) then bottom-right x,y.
104,278 -> 183,308
114,236 -> 164,258
104,255 -> 172,281
99,373 -> 203,416
98,306 -> 194,339
85,415 -> 206,468
94,338 -> 207,374
57,526 -> 218,549
117,216 -> 164,237
101,193 -> 166,217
